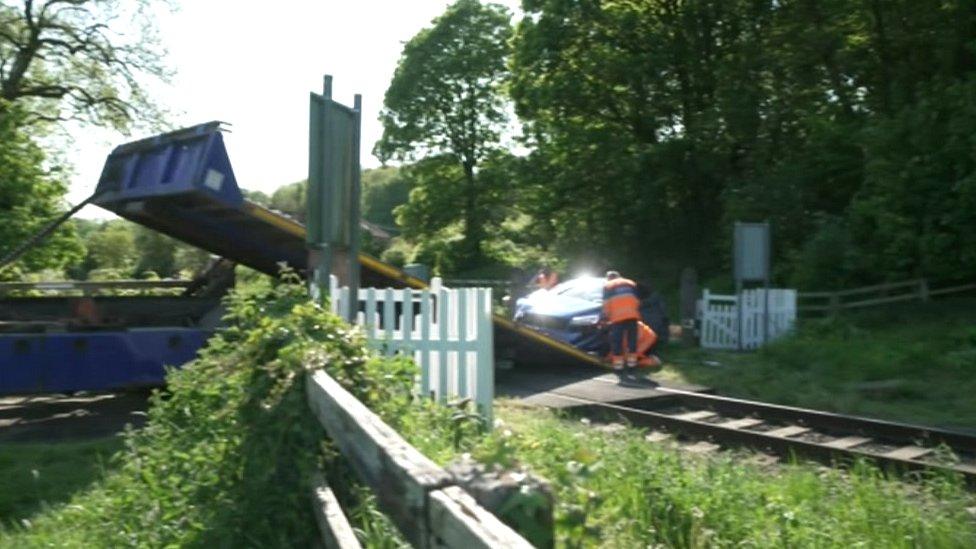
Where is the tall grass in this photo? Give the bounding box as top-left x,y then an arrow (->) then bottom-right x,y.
467,403 -> 976,548
666,298 -> 976,428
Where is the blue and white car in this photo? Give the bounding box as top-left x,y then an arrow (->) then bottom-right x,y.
513,275 -> 669,355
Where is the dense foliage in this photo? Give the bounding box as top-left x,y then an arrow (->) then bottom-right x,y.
0,275 -> 449,546
0,107 -> 83,277
376,0 -> 976,289
0,0 -> 169,130
376,0 -> 513,266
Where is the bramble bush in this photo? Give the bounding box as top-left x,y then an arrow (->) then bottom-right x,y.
0,273 -> 464,547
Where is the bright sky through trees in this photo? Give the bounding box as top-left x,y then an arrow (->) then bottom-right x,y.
67,0 -> 518,218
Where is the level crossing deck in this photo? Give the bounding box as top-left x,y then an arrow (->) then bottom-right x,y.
496,364 -> 711,408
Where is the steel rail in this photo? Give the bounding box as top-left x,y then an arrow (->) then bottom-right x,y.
640,384 -> 976,453
531,382 -> 976,486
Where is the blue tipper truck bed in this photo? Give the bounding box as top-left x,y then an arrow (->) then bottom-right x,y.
0,122 -> 602,395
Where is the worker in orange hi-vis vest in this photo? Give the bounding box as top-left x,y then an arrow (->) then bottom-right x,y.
602,270 -> 641,369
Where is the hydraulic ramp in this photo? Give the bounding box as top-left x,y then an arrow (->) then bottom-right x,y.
92,122 -> 603,369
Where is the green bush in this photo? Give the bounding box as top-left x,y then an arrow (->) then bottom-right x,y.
0,274 -> 441,547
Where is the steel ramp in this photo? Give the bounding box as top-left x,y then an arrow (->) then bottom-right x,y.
92,122 -> 603,369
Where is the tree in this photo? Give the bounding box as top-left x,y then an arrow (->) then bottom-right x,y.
269,181 -> 306,222
361,166 -> 409,230
84,220 -> 136,272
0,105 -> 83,275
375,0 -> 512,264
0,0 -> 170,130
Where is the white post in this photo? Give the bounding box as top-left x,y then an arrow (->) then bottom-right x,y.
476,288 -> 494,426
457,288 -> 468,401
365,288 -> 377,340
420,288 -> 432,397
437,285 -> 449,402
329,275 -> 340,315
383,288 -> 395,355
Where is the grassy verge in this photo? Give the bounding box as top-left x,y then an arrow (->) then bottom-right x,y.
3,282 -> 972,547
659,297 -> 976,429
444,401 -> 975,548
0,438 -> 123,528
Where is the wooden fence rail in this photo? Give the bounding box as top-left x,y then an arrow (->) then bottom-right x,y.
798,278 -> 976,314
306,369 -> 533,548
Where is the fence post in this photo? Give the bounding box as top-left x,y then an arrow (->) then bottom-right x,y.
476,288 -> 494,426
680,267 -> 699,345
829,293 -> 840,315
420,288 -> 432,397
438,285 -> 450,402
457,288 -> 468,401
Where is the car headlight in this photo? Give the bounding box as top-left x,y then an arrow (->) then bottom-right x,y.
569,314 -> 600,326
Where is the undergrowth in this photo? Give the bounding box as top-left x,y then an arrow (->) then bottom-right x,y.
664,297 -> 976,428
4,279 -> 973,548
0,274 -> 464,547
470,402 -> 976,548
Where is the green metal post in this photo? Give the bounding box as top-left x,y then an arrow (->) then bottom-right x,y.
306,74 -> 362,320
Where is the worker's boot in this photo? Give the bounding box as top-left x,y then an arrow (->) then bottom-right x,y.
610,355 -> 624,370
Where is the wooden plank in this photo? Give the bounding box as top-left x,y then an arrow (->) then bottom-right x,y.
843,293 -> 919,308
929,282 -> 976,296
719,417 -> 765,430
311,473 -> 363,549
823,436 -> 872,449
419,288 -> 432,396
766,425 -> 811,438
428,486 -> 533,549
797,291 -> 834,298
882,446 -> 934,461
836,279 -> 922,297
674,410 -> 717,422
306,370 -> 452,546
457,288 -> 468,399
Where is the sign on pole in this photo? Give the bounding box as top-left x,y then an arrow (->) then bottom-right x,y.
733,221 -> 771,349
733,222 -> 770,284
307,75 -> 362,320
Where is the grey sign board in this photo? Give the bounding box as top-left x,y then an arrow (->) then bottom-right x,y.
733,222 -> 770,283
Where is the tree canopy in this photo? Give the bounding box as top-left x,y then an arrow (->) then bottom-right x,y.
0,0 -> 170,130
376,0 -> 513,265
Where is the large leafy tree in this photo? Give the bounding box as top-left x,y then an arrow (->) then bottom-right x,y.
375,0 -> 512,265
0,105 -> 83,276
0,0 -> 169,129
1,0 -> 170,278
511,0 -> 976,285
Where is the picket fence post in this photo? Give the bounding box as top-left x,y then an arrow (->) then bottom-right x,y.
327,275 -> 495,424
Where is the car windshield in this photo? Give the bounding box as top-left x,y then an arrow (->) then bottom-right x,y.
552,276 -> 605,302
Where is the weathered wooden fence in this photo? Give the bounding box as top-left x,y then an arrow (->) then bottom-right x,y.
698,289 -> 798,350
306,369 -> 532,548
328,276 -> 495,424
798,278 -> 976,314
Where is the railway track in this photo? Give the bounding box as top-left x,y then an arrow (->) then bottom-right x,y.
539,376 -> 976,486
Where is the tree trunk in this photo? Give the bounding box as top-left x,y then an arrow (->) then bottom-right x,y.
461,161 -> 483,265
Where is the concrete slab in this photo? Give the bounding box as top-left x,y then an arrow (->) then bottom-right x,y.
497,365 -> 710,409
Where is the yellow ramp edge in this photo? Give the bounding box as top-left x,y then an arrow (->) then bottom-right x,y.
242,200 -> 604,368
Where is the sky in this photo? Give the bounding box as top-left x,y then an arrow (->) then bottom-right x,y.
68,0 -> 520,218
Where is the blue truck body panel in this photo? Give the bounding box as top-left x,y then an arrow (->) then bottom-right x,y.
0,329 -> 209,395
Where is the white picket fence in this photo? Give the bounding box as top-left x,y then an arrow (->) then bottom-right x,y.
328,276 -> 495,424
698,288 -> 797,350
